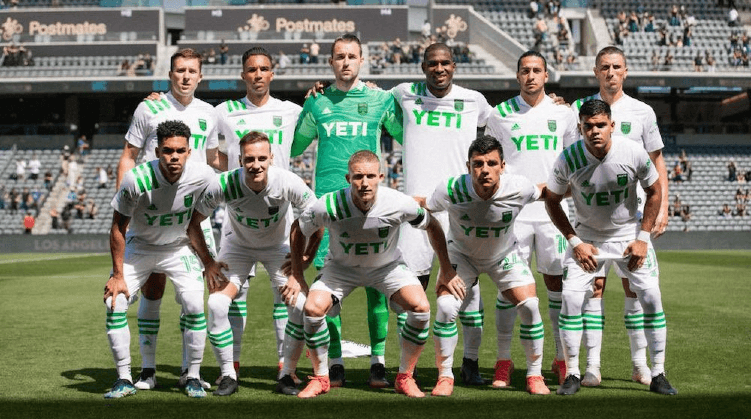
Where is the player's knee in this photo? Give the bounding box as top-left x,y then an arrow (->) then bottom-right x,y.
517,297 -> 540,317
141,273 -> 167,300
207,293 -> 231,316
411,298 -> 431,314
179,291 -> 205,315
104,294 -> 129,313
436,294 -> 461,322
303,295 -> 328,318
635,287 -> 663,313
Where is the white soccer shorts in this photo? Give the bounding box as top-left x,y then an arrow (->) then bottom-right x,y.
122,244 -> 205,297
562,239 -> 660,292
514,219 -> 567,276
218,240 -> 289,291
451,248 -> 536,293
398,211 -> 448,276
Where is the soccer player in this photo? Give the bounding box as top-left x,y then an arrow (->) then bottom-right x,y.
545,99 -> 677,396
425,135 -> 551,396
116,48 -> 222,391
484,50 -> 579,387
185,132 -> 320,396
292,150 -> 460,399
391,43 -> 494,385
214,46 -> 303,380
291,33 -> 402,388
570,46 -> 669,386
103,120 -> 215,399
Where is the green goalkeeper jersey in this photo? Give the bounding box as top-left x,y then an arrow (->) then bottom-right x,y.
291,81 -> 402,196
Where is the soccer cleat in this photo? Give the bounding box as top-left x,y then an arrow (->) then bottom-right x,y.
649,373 -> 678,396
104,378 -> 137,399
214,376 -> 238,396
275,374 -> 300,396
556,374 -> 581,396
367,363 -> 390,388
526,375 -> 551,395
632,364 -> 652,386
185,378 -> 207,398
551,359 -> 567,385
278,361 -> 302,386
431,376 -> 454,397
329,364 -> 346,388
395,372 -> 425,398
581,370 -> 601,387
134,368 -> 156,390
298,375 -> 330,399
492,359 -> 514,388
460,357 -> 487,385
179,370 -> 211,390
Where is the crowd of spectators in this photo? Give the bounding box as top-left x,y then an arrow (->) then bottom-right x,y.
370,35 -> 473,73
1,42 -> 33,67
726,158 -> 751,182
527,2 -> 579,71
117,53 -> 155,77
671,149 -> 693,182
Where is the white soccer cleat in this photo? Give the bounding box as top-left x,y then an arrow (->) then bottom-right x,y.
134,368 -> 156,390
632,364 -> 652,386
581,370 -> 601,387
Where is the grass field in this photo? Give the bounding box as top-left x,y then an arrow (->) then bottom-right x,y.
1,250 -> 750,418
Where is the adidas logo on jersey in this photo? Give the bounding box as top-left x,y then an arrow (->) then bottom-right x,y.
147,204 -> 157,210
581,180 -> 590,187
340,232 -> 350,238
415,98 -> 423,105
460,214 -> 471,221
511,123 -> 520,131
322,108 -> 332,115
238,119 -> 246,125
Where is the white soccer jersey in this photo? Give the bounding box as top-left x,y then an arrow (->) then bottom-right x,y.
196,166 -> 315,248
571,93 -> 663,153
485,94 -> 578,222
391,82 -> 494,197
547,137 -> 659,242
216,96 -> 302,170
299,186 -> 430,268
112,159 -> 215,251
125,91 -> 220,164
428,173 -> 539,262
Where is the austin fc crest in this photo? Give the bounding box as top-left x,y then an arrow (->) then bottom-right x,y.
620,122 -> 631,135
184,194 -> 193,208
358,103 -> 368,115
548,120 -> 557,132
273,116 -> 282,127
502,211 -> 512,223
617,174 -> 628,186
454,99 -> 464,111
378,226 -> 390,238
199,119 -> 207,131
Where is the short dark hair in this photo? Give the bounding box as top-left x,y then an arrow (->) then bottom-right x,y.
517,50 -> 548,72
241,46 -> 274,69
578,99 -> 612,121
156,120 -> 191,146
238,131 -> 270,149
170,48 -> 203,72
423,42 -> 453,62
348,150 -> 380,172
468,135 -> 504,161
595,46 -> 627,67
331,33 -> 362,57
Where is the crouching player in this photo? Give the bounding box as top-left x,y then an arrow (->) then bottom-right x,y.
186,132 -> 321,396
291,150 -> 461,399
423,135 -> 550,396
103,120 -> 215,399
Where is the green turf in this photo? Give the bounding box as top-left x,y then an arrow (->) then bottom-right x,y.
1,250 -> 750,418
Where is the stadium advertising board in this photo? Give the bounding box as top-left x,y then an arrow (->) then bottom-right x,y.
183,6 -> 407,42
0,8 -> 161,42
431,8 -> 470,44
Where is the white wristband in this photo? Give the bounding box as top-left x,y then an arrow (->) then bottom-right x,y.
637,230 -> 651,243
568,236 -> 583,248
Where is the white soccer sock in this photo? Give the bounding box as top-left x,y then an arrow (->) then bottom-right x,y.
624,296 -> 649,368
272,286 -> 288,364
636,287 -> 667,377
459,281 -> 483,361
180,291 -> 207,379
229,284 -> 248,364
304,315 -> 329,376
433,294 -> 461,378
281,293 -> 307,378
547,290 -> 564,360
179,311 -> 188,371
207,293 -> 236,380
399,310 -> 430,374
559,289 -> 587,378
518,297 -> 544,377
137,297 -> 161,370
582,297 -> 604,371
495,292 -> 517,360
105,294 -> 132,382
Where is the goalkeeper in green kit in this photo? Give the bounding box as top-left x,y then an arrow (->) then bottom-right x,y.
291,34 -> 402,389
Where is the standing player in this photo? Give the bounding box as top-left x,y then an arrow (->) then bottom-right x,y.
291,34 -> 402,388
391,43 -> 494,385
570,46 -> 669,386
103,120 -> 215,399
545,99 -> 676,396
291,150 -> 460,399
185,132 -> 320,396
116,48 -> 222,391
425,135 -> 550,396
214,47 -> 303,379
484,51 -> 578,387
